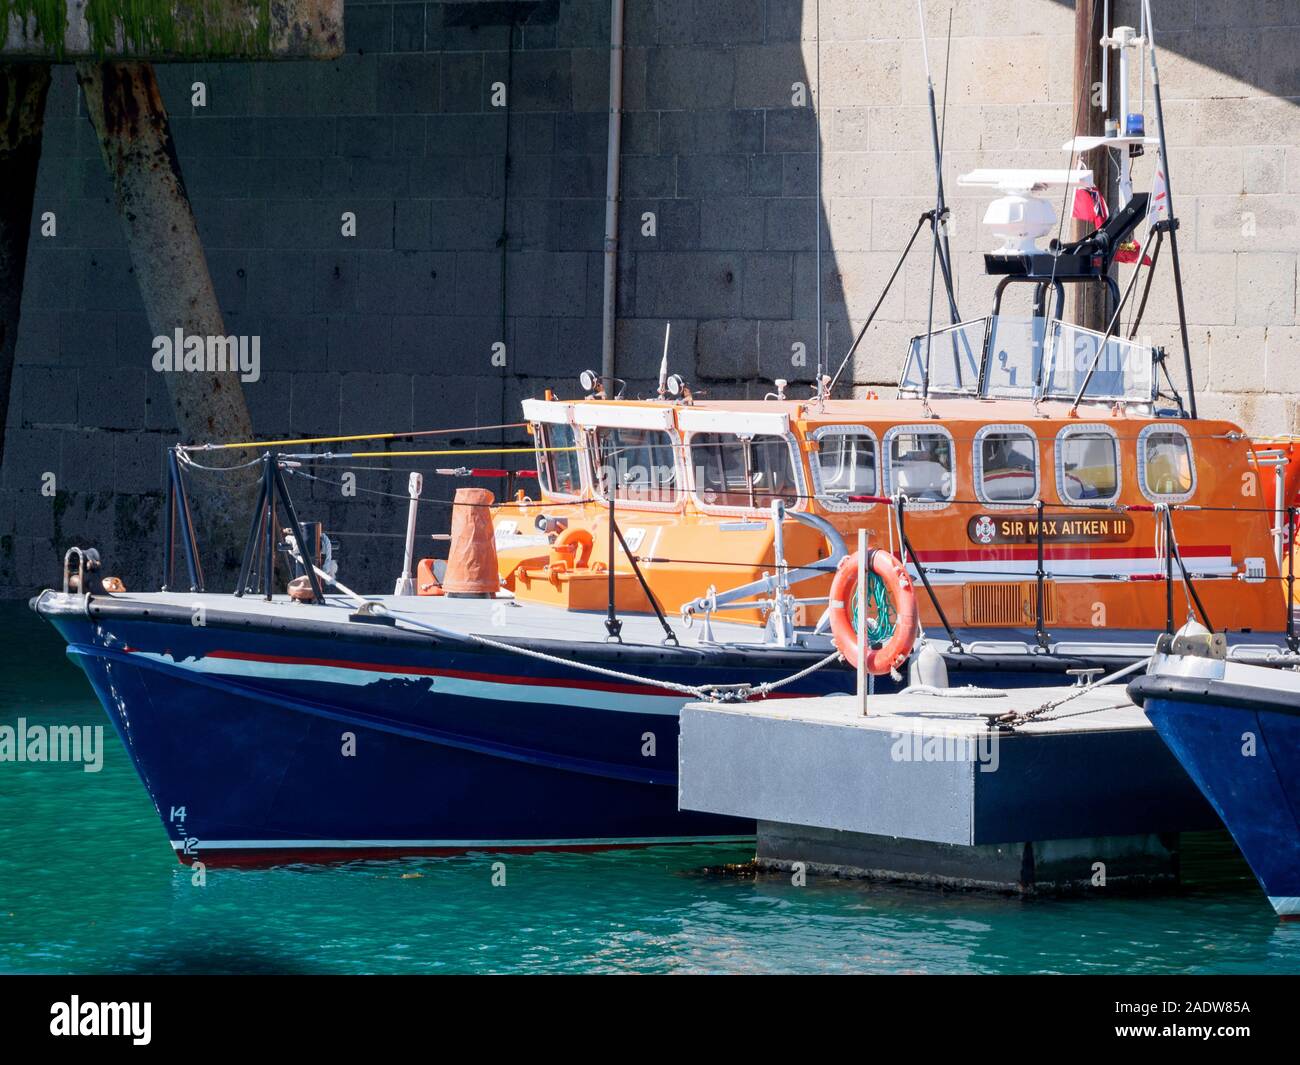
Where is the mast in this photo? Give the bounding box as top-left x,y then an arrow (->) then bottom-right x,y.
917,2 -> 960,407
1071,0 -> 1109,333
918,2 -> 960,329
1141,0 -> 1197,418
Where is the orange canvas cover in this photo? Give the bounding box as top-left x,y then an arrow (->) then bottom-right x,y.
442,488 -> 500,595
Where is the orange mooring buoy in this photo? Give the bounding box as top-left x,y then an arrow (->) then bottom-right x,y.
441,487 -> 500,597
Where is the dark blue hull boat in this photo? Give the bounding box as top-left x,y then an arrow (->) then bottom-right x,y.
1131,651 -> 1300,918
37,587 -> 1287,867
36,590 -> 838,864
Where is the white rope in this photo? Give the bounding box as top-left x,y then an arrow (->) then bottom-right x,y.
461,627 -> 707,697
752,650 -> 842,696
391,608 -> 843,703
1164,505 -> 1196,619
284,526 -> 846,703
901,684 -> 1007,699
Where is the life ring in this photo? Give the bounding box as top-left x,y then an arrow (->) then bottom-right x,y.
551,525 -> 594,569
828,550 -> 919,674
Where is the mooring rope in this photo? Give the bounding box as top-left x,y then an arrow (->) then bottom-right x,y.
389,607 -> 842,704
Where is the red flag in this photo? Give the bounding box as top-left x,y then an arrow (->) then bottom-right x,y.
1114,239 -> 1153,267
1072,185 -> 1109,228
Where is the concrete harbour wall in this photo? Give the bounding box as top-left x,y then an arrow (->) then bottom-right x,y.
1,0 -> 1296,595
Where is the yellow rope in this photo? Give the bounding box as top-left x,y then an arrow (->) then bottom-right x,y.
183,421 -> 528,451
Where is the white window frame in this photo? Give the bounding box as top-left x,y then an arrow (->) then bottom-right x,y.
588,424 -> 686,513
882,423 -> 957,511
684,429 -> 809,516
532,419 -> 587,503
809,425 -> 881,512
1137,423 -> 1196,504
1055,423 -> 1122,507
972,423 -> 1040,509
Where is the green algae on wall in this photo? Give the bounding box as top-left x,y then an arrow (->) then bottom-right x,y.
1,0 -> 273,58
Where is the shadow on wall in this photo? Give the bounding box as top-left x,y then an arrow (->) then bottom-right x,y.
1059,0 -> 1300,102
2,0 -> 1298,598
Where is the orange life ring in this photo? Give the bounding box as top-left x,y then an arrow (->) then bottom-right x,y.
828,550 -> 919,674
551,525 -> 594,569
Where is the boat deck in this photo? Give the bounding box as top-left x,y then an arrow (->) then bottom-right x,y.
37,588 -> 1295,665
39,588 -> 780,652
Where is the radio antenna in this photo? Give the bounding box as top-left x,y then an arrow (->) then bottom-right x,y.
813,0 -> 825,394
656,322 -> 671,399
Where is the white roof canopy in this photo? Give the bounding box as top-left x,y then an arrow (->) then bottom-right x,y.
677,408 -> 790,437
571,403 -> 676,431
520,398 -> 572,424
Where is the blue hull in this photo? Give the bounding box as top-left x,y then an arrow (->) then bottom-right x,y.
1134,668 -> 1300,918
50,611 -> 852,863
45,595 -> 1225,866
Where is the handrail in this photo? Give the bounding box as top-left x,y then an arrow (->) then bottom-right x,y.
680,509 -> 849,622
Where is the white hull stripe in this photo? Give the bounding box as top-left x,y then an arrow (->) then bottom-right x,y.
172,835 -> 754,851
126,651 -> 687,716
907,555 -> 1235,584
1269,897 -> 1300,917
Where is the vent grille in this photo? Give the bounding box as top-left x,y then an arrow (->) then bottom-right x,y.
962,581 -> 1057,627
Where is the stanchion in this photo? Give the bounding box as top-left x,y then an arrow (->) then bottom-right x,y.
857,528 -> 868,716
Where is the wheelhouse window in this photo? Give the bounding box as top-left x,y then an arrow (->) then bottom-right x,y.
690,432 -> 800,509
592,426 -> 680,504
811,428 -> 877,508
975,427 -> 1038,503
1057,428 -> 1120,504
884,427 -> 954,504
1140,426 -> 1194,500
981,317 -> 1048,398
900,320 -> 982,396
537,422 -> 583,499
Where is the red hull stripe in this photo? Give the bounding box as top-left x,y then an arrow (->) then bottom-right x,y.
198,648 -> 802,700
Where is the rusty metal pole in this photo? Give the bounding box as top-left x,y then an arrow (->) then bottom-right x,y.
77,61 -> 257,581
1071,0 -> 1110,332
0,64 -> 51,472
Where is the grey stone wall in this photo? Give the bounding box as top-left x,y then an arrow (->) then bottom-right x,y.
1,0 -> 1297,596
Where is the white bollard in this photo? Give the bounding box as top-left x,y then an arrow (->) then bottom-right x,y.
394,471 -> 424,596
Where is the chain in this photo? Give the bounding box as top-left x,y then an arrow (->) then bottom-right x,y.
996,657 -> 1151,728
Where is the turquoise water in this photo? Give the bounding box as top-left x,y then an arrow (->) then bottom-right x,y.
2,603 -> 1298,975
